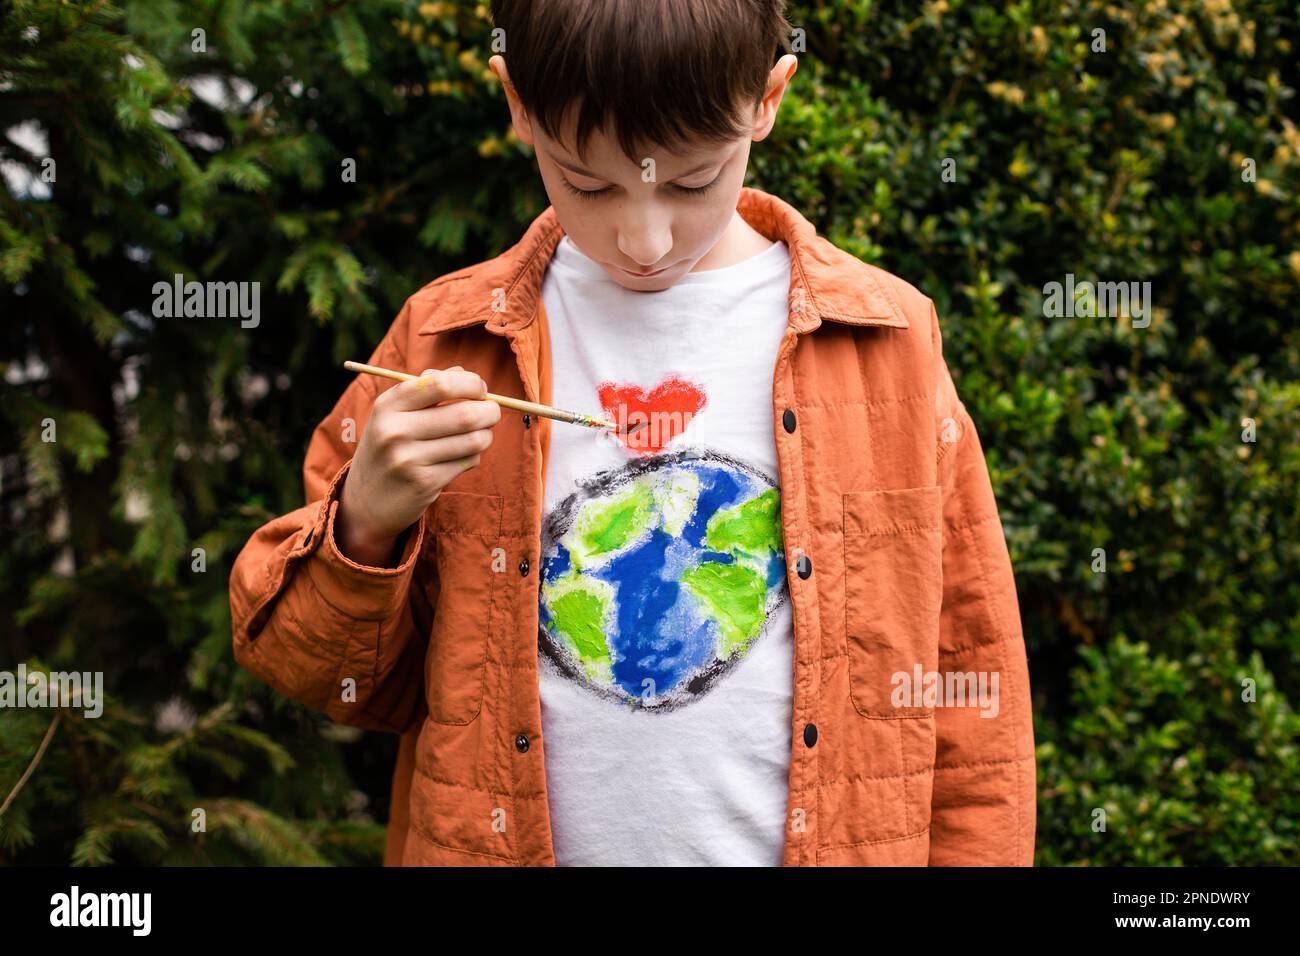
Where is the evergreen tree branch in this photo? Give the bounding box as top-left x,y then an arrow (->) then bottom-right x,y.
0,714 -> 62,818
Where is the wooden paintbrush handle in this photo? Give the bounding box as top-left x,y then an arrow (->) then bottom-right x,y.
343,361 -> 615,430
484,392 -> 610,428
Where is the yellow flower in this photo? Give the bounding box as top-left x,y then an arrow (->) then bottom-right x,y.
1009,157 -> 1029,178
1240,22 -> 1255,56
478,136 -> 503,157
1256,179 -> 1275,196
987,81 -> 1025,106
1152,113 -> 1176,132
1287,250 -> 1300,277
1029,25 -> 1048,57
458,50 -> 479,72
1280,119 -> 1300,150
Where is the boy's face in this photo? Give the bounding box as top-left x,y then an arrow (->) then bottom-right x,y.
490,55 -> 797,292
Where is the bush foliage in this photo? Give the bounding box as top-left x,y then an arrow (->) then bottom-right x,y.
1,0 -> 1296,865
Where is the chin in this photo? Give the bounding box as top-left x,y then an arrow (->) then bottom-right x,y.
618,275 -> 677,292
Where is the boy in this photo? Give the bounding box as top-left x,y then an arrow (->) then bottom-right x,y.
230,0 -> 1036,866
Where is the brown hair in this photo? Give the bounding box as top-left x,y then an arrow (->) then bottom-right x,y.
490,0 -> 792,163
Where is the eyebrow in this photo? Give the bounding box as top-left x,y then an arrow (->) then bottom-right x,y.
553,156 -> 721,181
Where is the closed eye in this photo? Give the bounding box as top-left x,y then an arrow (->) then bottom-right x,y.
560,178 -> 611,201
560,173 -> 723,200
671,174 -> 722,196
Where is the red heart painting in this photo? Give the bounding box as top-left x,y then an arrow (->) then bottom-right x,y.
598,376 -> 707,454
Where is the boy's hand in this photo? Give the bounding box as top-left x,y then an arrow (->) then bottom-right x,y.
336,366 -> 501,566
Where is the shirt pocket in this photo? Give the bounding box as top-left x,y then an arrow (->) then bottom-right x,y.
422,491 -> 505,725
842,486 -> 943,719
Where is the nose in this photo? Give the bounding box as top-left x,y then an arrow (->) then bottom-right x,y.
616,210 -> 673,270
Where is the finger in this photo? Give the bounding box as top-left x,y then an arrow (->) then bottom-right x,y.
389,368 -> 487,411
411,400 -> 501,442
424,452 -> 484,488
425,366 -> 470,408
401,399 -> 501,440
400,427 -> 495,466
430,366 -> 476,406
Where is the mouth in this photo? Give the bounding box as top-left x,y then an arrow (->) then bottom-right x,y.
618,263 -> 673,279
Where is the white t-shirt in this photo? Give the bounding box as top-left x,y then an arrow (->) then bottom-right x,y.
537,233 -> 795,865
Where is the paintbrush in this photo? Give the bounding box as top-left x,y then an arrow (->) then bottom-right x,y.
343,361 -> 646,435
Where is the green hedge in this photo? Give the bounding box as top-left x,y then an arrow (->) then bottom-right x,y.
1,0 -> 1296,864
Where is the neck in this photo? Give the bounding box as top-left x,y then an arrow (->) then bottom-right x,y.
690,211 -> 775,272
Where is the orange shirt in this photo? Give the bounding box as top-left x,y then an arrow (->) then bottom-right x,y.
229,187 -> 1037,865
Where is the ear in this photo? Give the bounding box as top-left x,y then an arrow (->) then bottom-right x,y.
751,53 -> 798,143
489,55 -> 535,146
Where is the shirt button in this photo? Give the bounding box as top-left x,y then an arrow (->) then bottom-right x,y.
522,414 -> 532,429
796,554 -> 813,579
514,733 -> 530,753
782,409 -> 797,433
804,723 -> 818,748
519,558 -> 530,577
